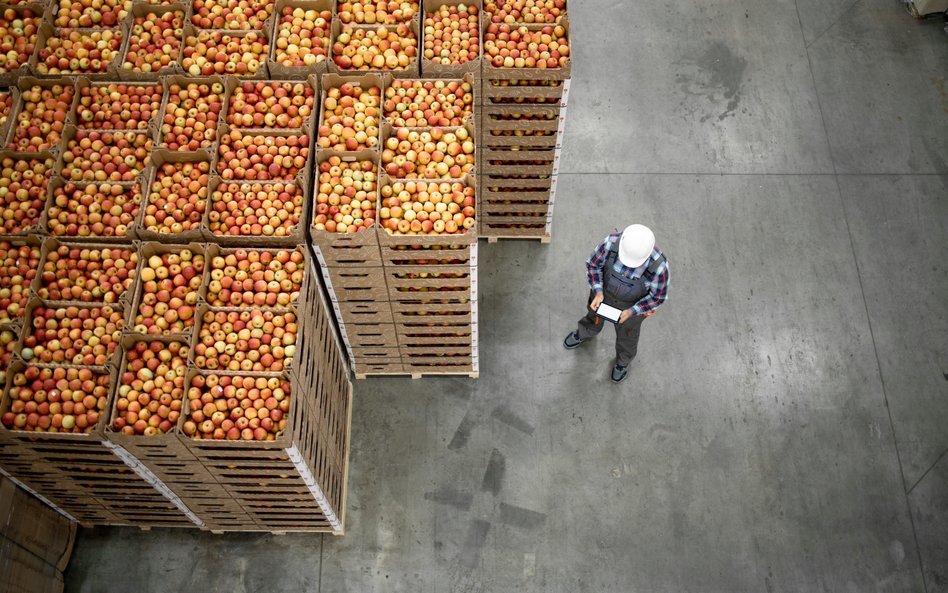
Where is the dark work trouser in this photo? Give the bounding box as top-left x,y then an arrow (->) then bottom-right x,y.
575,290 -> 645,367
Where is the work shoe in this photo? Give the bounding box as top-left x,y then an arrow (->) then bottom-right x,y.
563,331 -> 585,350
611,364 -> 628,383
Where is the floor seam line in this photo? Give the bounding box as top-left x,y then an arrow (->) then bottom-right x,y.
792,0 -> 929,587
906,445 -> 948,495
552,172 -> 948,176
804,0 -> 863,50
318,533 -> 324,592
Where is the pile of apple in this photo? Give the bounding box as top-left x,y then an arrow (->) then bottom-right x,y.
1,329 -> 16,385
226,81 -> 315,130
338,0 -> 417,24
161,81 -> 225,151
313,157 -> 377,234
0,92 -> 11,131
379,180 -> 475,234
484,0 -> 565,23
483,23 -> 569,68
132,250 -> 205,335
316,82 -> 381,151
273,7 -> 332,68
35,29 -> 123,75
0,241 -> 40,325
112,339 -> 188,436
0,157 -> 53,234
53,0 -> 129,27
1,366 -> 111,433
208,181 -> 303,238
37,245 -> 138,304
182,373 -> 291,441
383,79 -> 473,127
6,84 -> 74,152
218,131 -> 309,181
382,127 -> 474,178
191,0 -> 273,30
206,249 -> 304,307
144,161 -> 210,235
194,309 -> 297,372
20,305 -> 124,366
423,4 -> 479,65
46,181 -> 143,239
75,83 -> 163,131
332,24 -> 417,71
61,131 -> 153,182
388,243 -> 468,265
0,7 -> 40,74
182,30 -> 267,76
122,10 -> 185,74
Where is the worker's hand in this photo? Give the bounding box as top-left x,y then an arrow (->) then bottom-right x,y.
589,291 -> 604,312
619,309 -> 633,324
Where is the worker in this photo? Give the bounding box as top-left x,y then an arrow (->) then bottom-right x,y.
563,224 -> 670,383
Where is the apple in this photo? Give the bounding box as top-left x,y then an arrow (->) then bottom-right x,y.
144,161 -> 210,235
382,127 -> 474,178
160,81 -> 225,150
0,241 -> 40,325
47,181 -> 142,238
54,0 -> 130,27
191,0 -> 273,30
122,10 -> 184,74
35,28 -> 123,75
75,83 -> 163,131
225,81 -> 315,130
217,130 -> 309,181
378,179 -> 476,235
332,23 -> 417,71
383,79 -> 473,127
484,0 -> 565,23
316,82 -> 380,150
273,7 -> 332,68
112,339 -> 188,436
423,4 -> 479,65
6,84 -> 73,152
132,249 -> 205,335
0,156 -> 54,234
20,305 -> 124,366
483,23 -> 569,68
0,8 -> 40,74
61,130 -> 152,182
208,181 -> 303,238
1,366 -> 110,434
182,30 -> 267,76
205,248 -> 304,307
337,0 -> 417,24
194,309 -> 297,372
183,373 -> 291,441
312,156 -> 377,234
37,245 -> 138,304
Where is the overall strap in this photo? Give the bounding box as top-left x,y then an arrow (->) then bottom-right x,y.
605,234 -> 621,268
646,253 -> 666,276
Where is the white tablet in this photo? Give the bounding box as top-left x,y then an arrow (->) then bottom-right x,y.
596,302 -> 622,322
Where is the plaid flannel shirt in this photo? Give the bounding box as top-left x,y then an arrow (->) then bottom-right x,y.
586,232 -> 670,316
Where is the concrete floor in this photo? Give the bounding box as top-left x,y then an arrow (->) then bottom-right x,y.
65,0 -> 948,591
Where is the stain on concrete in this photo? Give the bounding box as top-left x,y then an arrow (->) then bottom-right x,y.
932,77 -> 947,113
499,503 -> 547,529
449,412 -> 477,450
457,520 -> 491,569
490,405 -> 535,435
425,488 -> 474,511
481,449 -> 506,496
675,41 -> 747,123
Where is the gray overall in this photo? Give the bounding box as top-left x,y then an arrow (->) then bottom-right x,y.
575,241 -> 665,366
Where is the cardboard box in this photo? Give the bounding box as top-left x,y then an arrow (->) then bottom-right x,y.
420,0 -> 482,79
118,3 -> 188,81
0,477 -> 76,572
329,18 -> 421,78
181,26 -> 271,79
267,0 -> 334,79
0,538 -> 65,593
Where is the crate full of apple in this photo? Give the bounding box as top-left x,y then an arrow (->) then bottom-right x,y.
181,372 -> 292,441
378,178 -> 476,237
421,1 -> 480,77
312,153 -> 378,235
316,75 -> 382,151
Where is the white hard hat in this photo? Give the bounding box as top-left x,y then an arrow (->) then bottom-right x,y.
618,224 -> 655,268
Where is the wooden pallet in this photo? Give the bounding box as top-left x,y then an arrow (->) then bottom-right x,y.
484,234 -> 551,244
354,371 -> 479,380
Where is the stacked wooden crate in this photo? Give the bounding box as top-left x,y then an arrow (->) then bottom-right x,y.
477,0 -> 569,242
